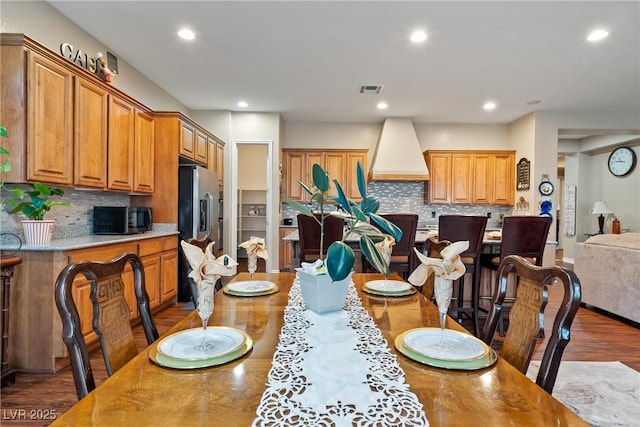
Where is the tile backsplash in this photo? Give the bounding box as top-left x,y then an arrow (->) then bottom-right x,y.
281,181 -> 512,229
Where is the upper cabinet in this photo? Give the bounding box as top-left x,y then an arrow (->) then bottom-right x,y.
0,34 -> 156,193
282,149 -> 367,202
424,150 -> 515,205
27,50 -> 74,185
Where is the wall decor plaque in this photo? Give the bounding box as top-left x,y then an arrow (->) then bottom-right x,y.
517,157 -> 530,190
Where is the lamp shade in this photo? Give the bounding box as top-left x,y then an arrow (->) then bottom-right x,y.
590,201 -> 612,215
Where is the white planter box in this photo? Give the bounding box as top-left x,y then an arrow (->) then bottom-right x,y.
297,270 -> 352,314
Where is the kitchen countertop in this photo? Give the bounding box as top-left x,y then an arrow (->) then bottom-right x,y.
13,231 -> 179,252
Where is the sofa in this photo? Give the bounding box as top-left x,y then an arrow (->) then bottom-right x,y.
574,233 -> 640,323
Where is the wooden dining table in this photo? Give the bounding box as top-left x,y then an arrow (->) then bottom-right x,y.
52,272 -> 586,426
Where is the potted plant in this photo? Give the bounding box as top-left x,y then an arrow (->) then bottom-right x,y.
285,161 -> 402,312
0,125 -> 10,189
3,182 -> 71,246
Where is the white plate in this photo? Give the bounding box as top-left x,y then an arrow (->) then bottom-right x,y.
226,280 -> 276,293
157,327 -> 246,361
402,328 -> 488,361
365,280 -> 412,293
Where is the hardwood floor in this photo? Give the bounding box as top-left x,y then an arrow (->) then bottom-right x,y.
1,269 -> 639,426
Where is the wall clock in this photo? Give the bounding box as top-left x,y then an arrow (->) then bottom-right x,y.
607,146 -> 637,177
538,181 -> 554,196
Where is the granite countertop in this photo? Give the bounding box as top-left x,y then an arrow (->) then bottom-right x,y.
15,230 -> 179,252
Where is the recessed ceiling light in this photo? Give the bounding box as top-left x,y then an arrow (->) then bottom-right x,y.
178,28 -> 195,40
483,101 -> 496,111
237,101 -> 248,108
410,30 -> 428,43
377,102 -> 388,110
587,29 -> 608,42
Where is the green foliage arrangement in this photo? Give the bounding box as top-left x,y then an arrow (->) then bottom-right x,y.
4,182 -> 71,221
285,160 -> 402,282
0,125 -> 10,188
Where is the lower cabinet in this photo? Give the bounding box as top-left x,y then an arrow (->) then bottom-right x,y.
279,227 -> 294,271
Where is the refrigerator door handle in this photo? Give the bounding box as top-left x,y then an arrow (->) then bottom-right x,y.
200,192 -> 215,235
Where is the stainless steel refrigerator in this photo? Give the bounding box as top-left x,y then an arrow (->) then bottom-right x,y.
178,165 -> 219,301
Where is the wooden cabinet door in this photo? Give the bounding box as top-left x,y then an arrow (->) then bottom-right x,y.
306,152 -> 324,200
493,152 -> 515,205
427,153 -> 451,204
216,143 -> 224,187
451,153 -> 472,204
207,140 -> 217,173
74,77 -> 108,188
71,276 -> 97,345
160,250 -> 178,302
27,51 -> 73,185
345,152 -> 367,201
324,152 -> 345,198
284,151 -> 306,201
134,110 -> 155,193
472,153 -> 494,204
108,95 -> 135,191
279,227 -> 293,271
141,255 -> 160,309
180,121 -> 195,159
195,130 -> 208,165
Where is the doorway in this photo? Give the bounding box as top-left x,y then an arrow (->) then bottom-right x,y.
230,140 -> 273,273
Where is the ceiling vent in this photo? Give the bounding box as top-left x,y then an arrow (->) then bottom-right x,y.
359,85 -> 384,94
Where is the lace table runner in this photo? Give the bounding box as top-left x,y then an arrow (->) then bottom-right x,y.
253,275 -> 428,426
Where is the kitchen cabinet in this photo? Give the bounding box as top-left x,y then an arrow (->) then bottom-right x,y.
195,130 -> 209,165
8,233 -> 178,373
108,95 -> 136,191
134,110 -> 155,193
217,141 -> 225,188
424,150 -> 515,205
207,139 -> 217,173
180,121 -> 196,160
74,77 -> 108,188
279,227 -> 294,271
282,149 -> 367,201
27,50 -> 74,185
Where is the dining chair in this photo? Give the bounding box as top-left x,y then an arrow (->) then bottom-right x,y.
54,252 -> 159,400
419,237 -> 452,299
362,214 -> 418,280
480,254 -> 582,394
438,215 -> 488,336
297,213 -> 344,264
479,215 -> 552,334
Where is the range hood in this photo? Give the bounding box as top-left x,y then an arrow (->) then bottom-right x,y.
368,118 -> 429,181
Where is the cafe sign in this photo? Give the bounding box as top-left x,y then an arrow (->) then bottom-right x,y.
59,42 -> 118,82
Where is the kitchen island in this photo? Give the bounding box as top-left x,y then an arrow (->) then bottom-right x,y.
7,231 -> 179,373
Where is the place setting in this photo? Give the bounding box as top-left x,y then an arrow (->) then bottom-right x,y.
223,236 -> 279,297
362,279 -> 417,297
399,240 -> 498,370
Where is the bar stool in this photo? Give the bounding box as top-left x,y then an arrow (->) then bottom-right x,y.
479,215 -> 552,334
362,214 -> 418,280
297,213 -> 344,264
438,215 -> 487,337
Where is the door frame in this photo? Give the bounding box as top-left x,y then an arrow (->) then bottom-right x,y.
230,139 -> 274,272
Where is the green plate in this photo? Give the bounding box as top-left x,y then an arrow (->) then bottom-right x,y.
362,285 -> 416,297
150,335 -> 253,369
222,285 -> 279,297
395,332 -> 497,370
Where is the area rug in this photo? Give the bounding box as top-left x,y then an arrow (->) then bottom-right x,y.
526,361 -> 640,427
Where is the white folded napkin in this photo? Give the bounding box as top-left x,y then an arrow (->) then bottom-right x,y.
181,240 -> 238,286
238,236 -> 270,260
407,240 -> 469,287
376,235 -> 395,267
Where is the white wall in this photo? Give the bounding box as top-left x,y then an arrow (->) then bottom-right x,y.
238,145 -> 268,190
414,123 -> 509,151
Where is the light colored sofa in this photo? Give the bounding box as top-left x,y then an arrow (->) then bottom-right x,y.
574,233 -> 640,323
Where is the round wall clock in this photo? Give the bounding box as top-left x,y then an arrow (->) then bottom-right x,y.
608,146 -> 637,177
538,181 -> 554,196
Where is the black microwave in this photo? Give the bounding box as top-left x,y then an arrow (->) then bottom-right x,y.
93,206 -> 153,234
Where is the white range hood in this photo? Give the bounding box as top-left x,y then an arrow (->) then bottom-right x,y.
368,118 -> 429,181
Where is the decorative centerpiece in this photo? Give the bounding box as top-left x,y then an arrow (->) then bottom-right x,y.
3,182 -> 71,246
286,161 -> 402,313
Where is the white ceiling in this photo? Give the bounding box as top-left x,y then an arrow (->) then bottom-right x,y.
48,1 -> 640,125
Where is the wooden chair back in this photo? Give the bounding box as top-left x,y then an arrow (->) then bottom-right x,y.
297,213 -> 344,264
491,216 -> 552,267
362,214 -> 419,279
481,255 -> 582,394
438,215 -> 487,265
54,252 -> 159,400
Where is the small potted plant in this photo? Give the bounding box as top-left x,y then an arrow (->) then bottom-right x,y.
3,182 -> 71,246
285,161 -> 401,312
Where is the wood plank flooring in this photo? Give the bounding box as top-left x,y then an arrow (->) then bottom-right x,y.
1,271 -> 639,426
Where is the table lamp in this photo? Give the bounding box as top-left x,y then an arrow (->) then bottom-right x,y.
590,201 -> 613,234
